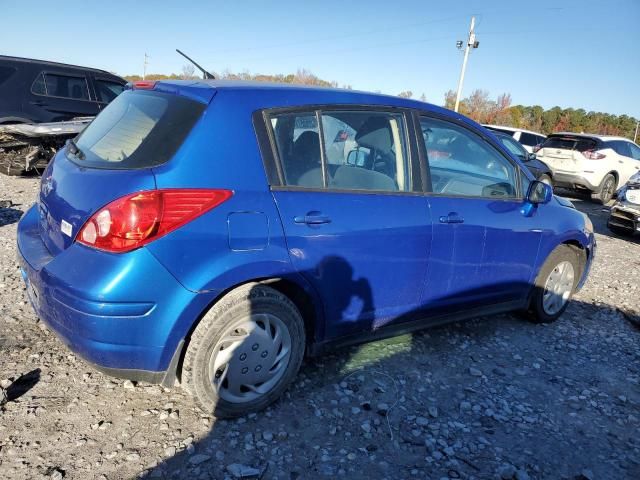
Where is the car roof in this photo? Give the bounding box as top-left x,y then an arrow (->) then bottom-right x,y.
0,55 -> 124,79
150,79 -> 461,117
549,132 -> 632,142
483,124 -> 546,137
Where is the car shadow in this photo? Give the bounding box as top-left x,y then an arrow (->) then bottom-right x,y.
141,262 -> 637,480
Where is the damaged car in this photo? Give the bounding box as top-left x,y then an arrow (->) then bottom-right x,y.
607,172 -> 640,236
0,55 -> 125,175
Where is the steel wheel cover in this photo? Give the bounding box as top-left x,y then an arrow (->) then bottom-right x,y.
208,313 -> 292,404
542,260 -> 575,315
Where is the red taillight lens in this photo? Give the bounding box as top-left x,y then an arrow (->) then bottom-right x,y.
76,189 -> 233,253
132,80 -> 157,90
582,149 -> 606,160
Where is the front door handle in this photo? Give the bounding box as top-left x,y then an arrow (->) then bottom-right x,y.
294,212 -> 331,225
439,212 -> 464,224
30,100 -> 47,106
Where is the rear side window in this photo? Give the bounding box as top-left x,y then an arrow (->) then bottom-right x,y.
542,136 -> 598,152
0,66 -> 17,86
269,109 -> 410,192
44,73 -> 90,100
73,90 -> 205,169
629,143 -> 640,161
613,141 -> 632,158
96,79 -> 125,103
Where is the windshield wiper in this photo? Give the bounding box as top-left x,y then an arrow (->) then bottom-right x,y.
66,139 -> 85,160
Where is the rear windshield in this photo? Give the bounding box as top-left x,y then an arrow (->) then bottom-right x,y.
73,90 -> 206,169
542,135 -> 599,152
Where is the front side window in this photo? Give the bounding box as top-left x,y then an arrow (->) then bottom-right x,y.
499,135 -> 527,161
269,109 -> 410,192
420,116 -> 519,198
96,79 -> 125,103
40,73 -> 90,100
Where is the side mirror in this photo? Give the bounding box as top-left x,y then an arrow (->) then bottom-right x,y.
527,180 -> 553,205
527,152 -> 537,161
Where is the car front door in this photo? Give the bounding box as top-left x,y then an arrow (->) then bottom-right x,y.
91,75 -> 126,111
264,108 -> 432,341
417,114 -> 541,313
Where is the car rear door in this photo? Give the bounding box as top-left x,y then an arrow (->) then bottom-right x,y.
25,70 -> 100,122
614,141 -> 640,185
417,113 -> 540,312
262,107 -> 432,341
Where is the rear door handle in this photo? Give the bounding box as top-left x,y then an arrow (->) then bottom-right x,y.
439,212 -> 464,224
294,212 -> 331,225
30,100 -> 46,106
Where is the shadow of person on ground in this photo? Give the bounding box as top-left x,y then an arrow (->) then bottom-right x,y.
2,368 -> 41,403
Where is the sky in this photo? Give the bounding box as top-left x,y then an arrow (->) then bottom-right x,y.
3,0 -> 639,118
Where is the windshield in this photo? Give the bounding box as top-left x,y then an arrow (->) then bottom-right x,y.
73,90 -> 205,169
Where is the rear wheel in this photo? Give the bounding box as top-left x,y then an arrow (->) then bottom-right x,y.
182,284 -> 305,418
527,245 -> 583,323
591,174 -> 616,204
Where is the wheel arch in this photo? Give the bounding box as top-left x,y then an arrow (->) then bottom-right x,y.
172,274 -> 324,384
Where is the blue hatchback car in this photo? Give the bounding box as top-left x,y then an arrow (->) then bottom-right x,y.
17,80 -> 595,417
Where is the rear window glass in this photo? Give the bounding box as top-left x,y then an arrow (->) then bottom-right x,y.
73,90 -> 205,169
542,136 -> 598,152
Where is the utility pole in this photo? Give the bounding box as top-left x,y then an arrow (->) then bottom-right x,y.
635,120 -> 639,143
454,16 -> 480,113
143,53 -> 150,80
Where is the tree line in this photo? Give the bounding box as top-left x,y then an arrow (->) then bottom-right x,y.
123,68 -> 638,141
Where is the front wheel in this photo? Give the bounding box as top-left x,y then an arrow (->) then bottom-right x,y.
527,245 -> 584,323
182,284 -> 305,418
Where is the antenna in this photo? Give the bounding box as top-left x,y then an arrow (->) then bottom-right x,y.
175,49 -> 215,80
143,53 -> 150,80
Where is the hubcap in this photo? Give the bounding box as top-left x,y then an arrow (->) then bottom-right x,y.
209,313 -> 292,404
542,261 -> 575,315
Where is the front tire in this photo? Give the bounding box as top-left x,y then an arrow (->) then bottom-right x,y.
182,284 -> 305,418
591,174 -> 616,204
527,245 -> 583,323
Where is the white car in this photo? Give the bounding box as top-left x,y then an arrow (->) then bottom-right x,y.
536,133 -> 640,204
482,125 -> 546,153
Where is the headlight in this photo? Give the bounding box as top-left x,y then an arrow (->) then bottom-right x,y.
583,213 -> 594,233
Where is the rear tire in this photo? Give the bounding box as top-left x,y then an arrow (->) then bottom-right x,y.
527,245 -> 583,324
591,174 -> 616,204
182,284 -> 305,418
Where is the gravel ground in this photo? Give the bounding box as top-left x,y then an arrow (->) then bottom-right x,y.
0,175 -> 638,480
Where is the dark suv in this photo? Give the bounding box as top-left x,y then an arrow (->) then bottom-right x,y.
0,55 -> 126,124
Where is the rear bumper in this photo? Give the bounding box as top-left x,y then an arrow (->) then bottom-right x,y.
16,204 -> 211,384
552,172 -> 600,191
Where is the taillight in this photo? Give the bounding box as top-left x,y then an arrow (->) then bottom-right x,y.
76,189 -> 233,253
582,149 -> 606,160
